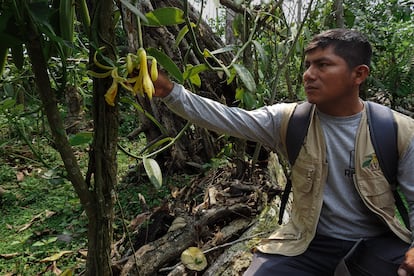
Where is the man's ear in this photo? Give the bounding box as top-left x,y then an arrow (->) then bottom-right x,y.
354,65 -> 370,86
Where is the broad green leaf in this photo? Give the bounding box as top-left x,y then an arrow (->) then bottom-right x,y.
232,64 -> 256,92
143,157 -> 162,189
175,22 -> 196,48
69,132 -> 93,146
183,64 -> 209,80
146,48 -> 183,84
32,237 -> 57,247
0,98 -> 16,110
243,91 -> 256,109
144,7 -> 185,27
32,241 -> 45,247
27,2 -> 67,60
183,64 -> 207,87
189,73 -> 201,87
252,40 -> 268,68
119,0 -> 148,24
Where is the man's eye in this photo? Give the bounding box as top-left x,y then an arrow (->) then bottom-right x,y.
319,63 -> 328,68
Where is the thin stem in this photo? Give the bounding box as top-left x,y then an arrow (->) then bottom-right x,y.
137,9 -> 143,48
118,121 -> 191,160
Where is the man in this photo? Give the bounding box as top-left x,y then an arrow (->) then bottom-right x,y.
153,29 -> 414,275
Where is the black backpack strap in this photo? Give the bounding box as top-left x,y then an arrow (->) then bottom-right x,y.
366,101 -> 409,227
279,102 -> 313,224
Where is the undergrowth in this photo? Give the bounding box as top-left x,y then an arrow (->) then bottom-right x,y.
0,140 -> 191,275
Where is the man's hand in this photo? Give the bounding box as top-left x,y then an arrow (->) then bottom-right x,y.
398,247 -> 414,276
153,71 -> 174,98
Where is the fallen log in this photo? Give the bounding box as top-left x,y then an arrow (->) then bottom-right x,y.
119,204 -> 253,275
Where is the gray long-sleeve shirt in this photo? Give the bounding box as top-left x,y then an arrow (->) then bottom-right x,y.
163,83 -> 414,242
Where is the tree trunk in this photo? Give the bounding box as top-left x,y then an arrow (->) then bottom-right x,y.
24,0 -> 118,274
333,0 -> 344,27
119,0 -> 237,172
85,0 -> 118,275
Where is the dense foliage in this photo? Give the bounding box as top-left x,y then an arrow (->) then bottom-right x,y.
0,0 -> 413,274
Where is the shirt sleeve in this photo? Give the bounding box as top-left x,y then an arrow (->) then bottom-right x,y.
162,83 -> 288,152
397,137 -> 414,243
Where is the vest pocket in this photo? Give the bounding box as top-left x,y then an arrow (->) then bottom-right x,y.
356,176 -> 394,210
291,158 -> 317,193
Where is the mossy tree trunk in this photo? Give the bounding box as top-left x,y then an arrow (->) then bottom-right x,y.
84,0 -> 118,275
24,0 -> 117,273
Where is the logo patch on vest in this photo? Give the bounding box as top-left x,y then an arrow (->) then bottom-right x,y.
362,153 -> 380,171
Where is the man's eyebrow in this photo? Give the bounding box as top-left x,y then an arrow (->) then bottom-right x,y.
305,57 -> 332,63
305,57 -> 334,64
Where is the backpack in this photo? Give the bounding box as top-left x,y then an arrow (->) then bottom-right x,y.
278,101 -> 409,228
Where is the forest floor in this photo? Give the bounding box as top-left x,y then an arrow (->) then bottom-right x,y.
0,140 -> 286,275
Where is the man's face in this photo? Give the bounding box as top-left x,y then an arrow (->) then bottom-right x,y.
303,46 -> 357,107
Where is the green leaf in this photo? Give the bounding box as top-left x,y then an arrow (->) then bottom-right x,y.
32,241 -> 45,247
232,64 -> 256,92
252,40 -> 268,68
209,45 -> 236,55
0,98 -> 16,111
144,7 -> 185,27
243,91 -> 256,109
235,87 -> 244,101
146,48 -> 183,84
143,157 -> 163,189
226,67 -> 237,85
183,64 -> 207,87
68,132 -> 93,146
175,22 -> 196,48
27,2 -> 67,60
183,64 -> 209,80
119,0 -> 148,24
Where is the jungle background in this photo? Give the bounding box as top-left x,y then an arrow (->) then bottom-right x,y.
0,0 -> 413,275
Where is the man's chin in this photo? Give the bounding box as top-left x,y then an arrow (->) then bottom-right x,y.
305,95 -> 319,104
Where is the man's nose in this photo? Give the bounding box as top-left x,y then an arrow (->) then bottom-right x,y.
303,66 -> 315,82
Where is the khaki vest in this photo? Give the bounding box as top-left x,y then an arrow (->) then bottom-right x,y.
256,102 -> 413,255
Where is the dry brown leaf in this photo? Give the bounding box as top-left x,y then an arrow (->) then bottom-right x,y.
129,212 -> 151,230
16,171 -> 24,182
78,249 -> 88,258
168,217 -> 187,232
0,253 -> 20,259
40,250 -> 73,263
45,210 -> 56,218
43,261 -> 62,275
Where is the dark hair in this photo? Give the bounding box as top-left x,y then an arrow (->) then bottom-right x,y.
305,29 -> 372,69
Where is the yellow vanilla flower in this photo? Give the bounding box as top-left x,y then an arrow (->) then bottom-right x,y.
104,80 -> 118,106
